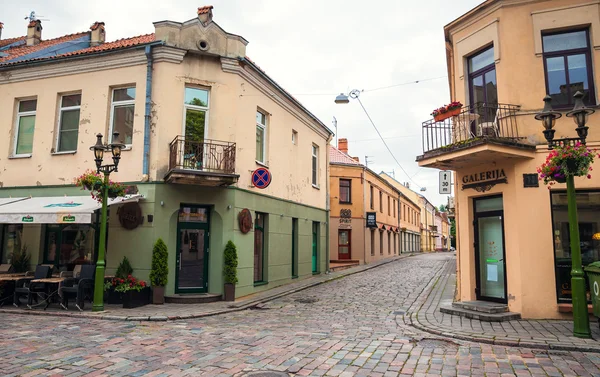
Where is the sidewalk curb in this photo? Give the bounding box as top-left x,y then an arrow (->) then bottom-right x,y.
405,257 -> 600,354
0,253 -> 416,322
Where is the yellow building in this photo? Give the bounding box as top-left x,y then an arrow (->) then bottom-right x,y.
417,0 -> 600,318
329,139 -> 400,264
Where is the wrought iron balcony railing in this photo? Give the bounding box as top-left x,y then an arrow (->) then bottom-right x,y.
421,102 -> 521,154
168,136 -> 236,175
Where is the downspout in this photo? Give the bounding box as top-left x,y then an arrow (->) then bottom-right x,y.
143,44 -> 155,177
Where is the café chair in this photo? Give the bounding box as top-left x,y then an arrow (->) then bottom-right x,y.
13,265 -> 51,307
60,264 -> 95,311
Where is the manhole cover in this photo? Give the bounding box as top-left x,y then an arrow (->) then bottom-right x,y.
295,297 -> 319,304
243,372 -> 289,377
417,338 -> 459,349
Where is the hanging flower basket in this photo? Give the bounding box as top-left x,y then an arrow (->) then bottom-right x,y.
74,170 -> 126,203
538,142 -> 598,187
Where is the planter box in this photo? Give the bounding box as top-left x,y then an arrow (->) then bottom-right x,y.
105,286 -> 123,305
152,286 -> 165,305
122,287 -> 151,309
433,107 -> 461,122
224,283 -> 235,302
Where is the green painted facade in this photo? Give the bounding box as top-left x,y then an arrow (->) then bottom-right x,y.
0,183 -> 328,298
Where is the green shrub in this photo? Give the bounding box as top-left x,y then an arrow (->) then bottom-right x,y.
149,238 -> 168,287
11,244 -> 30,273
115,256 -> 133,279
223,240 -> 238,285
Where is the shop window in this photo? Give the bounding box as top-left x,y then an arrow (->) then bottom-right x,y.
254,212 -> 266,283
1,224 -> 23,264
110,87 -> 135,145
56,94 -> 81,152
45,224 -> 96,271
370,229 -> 375,256
291,218 -> 298,278
312,222 -> 320,273
552,191 -> 600,303
543,29 -> 595,108
339,179 -> 351,204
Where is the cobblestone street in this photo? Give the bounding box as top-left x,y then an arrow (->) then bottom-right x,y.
3,253 -> 600,376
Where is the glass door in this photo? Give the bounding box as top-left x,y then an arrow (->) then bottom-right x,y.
176,206 -> 210,293
474,196 -> 507,303
338,230 -> 351,260
312,222 -> 318,273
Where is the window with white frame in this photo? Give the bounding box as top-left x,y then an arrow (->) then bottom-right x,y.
311,144 -> 319,186
56,94 -> 81,152
256,110 -> 267,163
109,87 -> 136,145
13,99 -> 37,156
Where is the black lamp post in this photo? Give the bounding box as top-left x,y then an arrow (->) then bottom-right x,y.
90,132 -> 125,312
535,91 -> 595,338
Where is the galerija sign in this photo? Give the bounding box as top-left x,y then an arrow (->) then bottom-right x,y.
462,169 -> 508,192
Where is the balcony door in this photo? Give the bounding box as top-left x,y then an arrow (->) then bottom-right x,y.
468,46 -> 498,132
182,87 -> 209,170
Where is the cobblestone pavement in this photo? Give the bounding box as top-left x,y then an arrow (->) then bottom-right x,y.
3,253 -> 600,376
408,256 -> 600,352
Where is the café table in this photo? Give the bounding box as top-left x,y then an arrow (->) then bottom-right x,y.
452,112 -> 480,142
30,277 -> 65,310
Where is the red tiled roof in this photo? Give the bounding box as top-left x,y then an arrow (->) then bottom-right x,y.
329,145 -> 361,166
90,22 -> 105,31
197,5 -> 214,14
0,35 -> 25,49
0,32 -> 155,66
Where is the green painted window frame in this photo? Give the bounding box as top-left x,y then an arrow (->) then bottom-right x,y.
254,212 -> 267,284
292,217 -> 298,278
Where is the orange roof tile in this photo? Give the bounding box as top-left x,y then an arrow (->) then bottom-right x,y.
0,35 -> 25,49
197,5 -> 214,14
0,32 -> 87,64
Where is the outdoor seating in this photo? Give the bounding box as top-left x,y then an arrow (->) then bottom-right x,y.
59,264 -> 95,311
13,265 -> 51,307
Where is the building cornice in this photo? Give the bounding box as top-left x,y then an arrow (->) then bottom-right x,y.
152,46 -> 186,64
221,57 -> 332,140
0,49 -> 148,84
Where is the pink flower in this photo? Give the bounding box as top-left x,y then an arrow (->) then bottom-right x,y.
588,174 -> 592,179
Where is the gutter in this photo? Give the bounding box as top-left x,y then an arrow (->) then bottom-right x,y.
142,43 -> 163,177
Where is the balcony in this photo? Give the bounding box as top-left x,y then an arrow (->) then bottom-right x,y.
165,136 -> 239,186
416,103 -> 536,170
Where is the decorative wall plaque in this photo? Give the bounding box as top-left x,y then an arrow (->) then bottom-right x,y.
117,202 -> 143,230
523,173 -> 539,188
238,208 -> 253,234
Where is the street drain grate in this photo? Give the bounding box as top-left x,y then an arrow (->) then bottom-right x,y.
295,297 -> 319,304
417,338 -> 459,350
243,372 -> 289,377
393,310 -> 406,315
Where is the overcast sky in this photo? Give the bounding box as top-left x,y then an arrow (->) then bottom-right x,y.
2,0 -> 483,207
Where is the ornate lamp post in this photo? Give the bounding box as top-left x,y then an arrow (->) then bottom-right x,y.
90,132 -> 124,312
535,91 -> 595,338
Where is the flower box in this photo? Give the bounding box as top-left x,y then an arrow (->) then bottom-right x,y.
105,286 -> 123,305
122,287 -> 151,309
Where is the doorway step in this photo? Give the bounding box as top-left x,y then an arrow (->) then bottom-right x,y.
440,301 -> 521,322
165,293 -> 222,304
329,260 -> 360,272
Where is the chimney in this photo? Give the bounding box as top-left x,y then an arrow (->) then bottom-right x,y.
352,156 -> 360,162
27,19 -> 42,46
197,5 -> 214,26
338,138 -> 348,154
0,22 -> 3,40
90,22 -> 105,46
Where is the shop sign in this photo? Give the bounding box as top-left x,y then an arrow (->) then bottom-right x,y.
339,209 -> 352,228
238,208 -> 253,234
462,169 -> 508,192
22,215 -> 33,223
117,202 -> 143,230
366,212 -> 377,228
62,215 -> 76,223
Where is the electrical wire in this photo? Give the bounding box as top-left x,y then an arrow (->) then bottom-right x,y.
354,96 -> 422,189
348,135 -> 419,142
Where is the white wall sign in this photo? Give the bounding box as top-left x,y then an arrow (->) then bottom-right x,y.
439,170 -> 451,195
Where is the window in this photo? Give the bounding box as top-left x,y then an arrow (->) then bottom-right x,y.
543,30 -> 595,108
370,186 -> 374,209
393,200 -> 396,218
338,230 -> 351,259
184,87 -> 209,142
380,231 -> 384,255
110,87 -> 135,145
404,205 -> 406,221
292,130 -> 297,145
311,144 -> 319,186
388,231 -> 391,255
13,99 -> 37,156
339,179 -> 351,204
468,46 -> 497,126
44,224 -> 96,270
1,224 -> 23,264
394,233 -> 397,255
292,218 -> 298,278
388,197 -> 391,216
256,110 -> 267,163
56,94 -> 81,152
312,222 -> 319,273
370,229 -> 375,256
551,191 -> 600,303
254,212 -> 266,283
379,191 -> 383,213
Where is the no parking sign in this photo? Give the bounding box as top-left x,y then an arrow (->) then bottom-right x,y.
252,168 -> 272,189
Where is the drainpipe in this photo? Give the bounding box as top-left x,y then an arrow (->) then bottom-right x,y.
143,44 -> 154,177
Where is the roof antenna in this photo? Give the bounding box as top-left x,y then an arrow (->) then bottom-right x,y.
24,11 -> 50,22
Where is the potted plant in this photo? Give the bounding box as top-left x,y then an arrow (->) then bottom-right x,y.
223,240 -> 238,301
149,238 -> 168,305
105,256 -> 134,304
112,275 -> 151,309
75,170 -> 126,203
431,106 -> 449,122
538,142 -> 598,187
10,245 -> 30,273
446,101 -> 463,117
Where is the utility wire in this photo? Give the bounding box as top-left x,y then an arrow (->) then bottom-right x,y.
348,135 -> 419,142
354,96 -> 422,189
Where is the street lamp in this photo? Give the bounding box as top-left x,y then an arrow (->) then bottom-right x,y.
535,91 -> 595,338
90,132 -> 125,312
